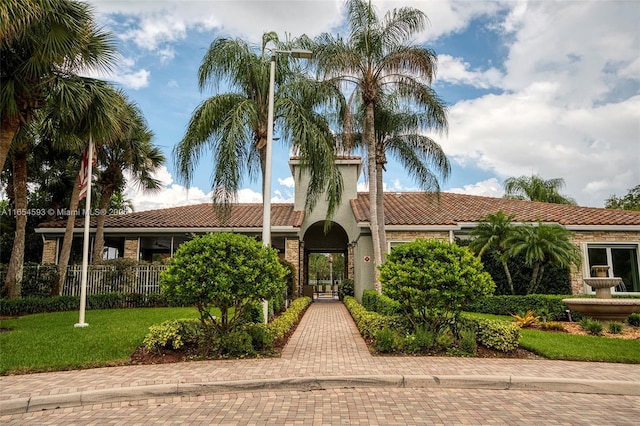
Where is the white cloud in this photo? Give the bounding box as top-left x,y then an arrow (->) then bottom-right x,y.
278,176 -> 295,188
447,178 -> 503,198
437,54 -> 503,89
431,1 -> 640,208
124,166 -> 267,211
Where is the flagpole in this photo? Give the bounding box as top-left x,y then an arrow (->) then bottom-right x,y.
75,136 -> 93,328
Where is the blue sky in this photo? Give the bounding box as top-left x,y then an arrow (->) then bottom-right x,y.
84,0 -> 640,211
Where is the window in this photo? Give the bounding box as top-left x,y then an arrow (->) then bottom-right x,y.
587,245 -> 640,293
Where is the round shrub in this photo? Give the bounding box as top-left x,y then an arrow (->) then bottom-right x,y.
379,239 -> 495,329
160,233 -> 286,333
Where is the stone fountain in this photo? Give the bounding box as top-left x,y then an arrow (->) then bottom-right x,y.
563,265 -> 640,321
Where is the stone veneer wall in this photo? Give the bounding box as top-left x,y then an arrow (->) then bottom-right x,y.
385,230 -> 450,244
569,230 -> 640,294
285,238 -> 300,297
347,244 -> 354,281
42,239 -> 57,264
123,238 -> 139,260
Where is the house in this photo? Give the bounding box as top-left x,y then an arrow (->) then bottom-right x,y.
36,157 -> 640,298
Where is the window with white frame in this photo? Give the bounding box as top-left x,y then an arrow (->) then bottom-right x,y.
586,244 -> 640,293
388,241 -> 408,252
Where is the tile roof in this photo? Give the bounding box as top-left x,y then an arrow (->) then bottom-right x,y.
38,203 -> 303,229
37,192 -> 640,231
350,192 -> 640,226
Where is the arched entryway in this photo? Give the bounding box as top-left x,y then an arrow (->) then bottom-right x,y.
301,221 -> 350,300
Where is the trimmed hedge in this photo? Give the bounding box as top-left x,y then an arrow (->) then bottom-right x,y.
266,297 -> 312,342
461,314 -> 520,352
343,296 -> 409,339
0,292 -> 173,316
361,290 -> 402,316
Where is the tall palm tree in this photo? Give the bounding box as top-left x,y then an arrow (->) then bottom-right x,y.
92,100 -> 164,261
469,210 -> 517,295
505,221 -> 581,294
175,32 -> 344,222
0,0 -> 117,172
47,80 -> 129,296
503,175 -> 576,205
312,0 -> 447,291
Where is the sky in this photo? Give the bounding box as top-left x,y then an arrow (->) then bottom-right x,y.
82,0 -> 640,211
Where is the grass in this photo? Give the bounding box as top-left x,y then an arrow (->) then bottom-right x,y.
0,307 -> 199,375
519,329 -> 640,363
464,311 -> 640,363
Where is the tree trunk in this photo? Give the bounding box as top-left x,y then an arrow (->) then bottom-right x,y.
0,114 -> 19,172
365,102 -> 382,293
528,262 -> 541,295
52,181 -> 81,296
375,152 -> 387,264
92,186 -> 114,261
3,148 -> 28,299
501,258 -> 515,295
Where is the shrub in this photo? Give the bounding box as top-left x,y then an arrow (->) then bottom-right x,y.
380,239 -> 495,331
608,322 -> 623,334
266,297 -> 311,342
628,313 -> 640,327
245,323 -> 274,352
279,258 -> 297,299
511,310 -> 539,328
343,296 -> 409,339
579,318 -> 603,335
339,279 -> 354,301
143,319 -> 201,352
220,331 -> 255,357
375,327 -> 402,353
458,328 -> 477,355
461,316 -> 520,352
160,233 -> 286,334
362,290 -> 402,315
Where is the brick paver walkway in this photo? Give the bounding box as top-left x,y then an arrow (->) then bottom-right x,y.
2,300 -> 640,424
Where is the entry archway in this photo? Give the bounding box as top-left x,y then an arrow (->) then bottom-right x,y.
301,221 -> 349,298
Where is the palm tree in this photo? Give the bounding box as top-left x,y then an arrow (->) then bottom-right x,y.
503,175 -> 576,205
469,211 -> 517,295
505,221 -> 581,294
109,192 -> 135,215
92,100 -> 164,261
0,0 -> 117,172
175,32 -> 344,222
311,0 -> 447,291
348,95 -> 449,257
48,80 -> 130,296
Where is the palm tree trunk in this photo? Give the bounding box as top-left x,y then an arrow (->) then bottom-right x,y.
365,102 -> 382,293
52,181 -> 81,296
501,258 -> 515,295
375,159 -> 386,263
3,148 -> 28,299
0,115 -> 19,172
92,187 -> 113,261
528,262 -> 541,295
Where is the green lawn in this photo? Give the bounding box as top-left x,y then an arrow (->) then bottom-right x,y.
0,307 -> 198,374
519,329 -> 640,363
463,312 -> 640,363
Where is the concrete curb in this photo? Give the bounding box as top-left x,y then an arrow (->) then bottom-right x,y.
2,375 -> 639,416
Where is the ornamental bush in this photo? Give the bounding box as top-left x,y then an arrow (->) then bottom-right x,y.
379,239 -> 495,331
160,233 -> 286,334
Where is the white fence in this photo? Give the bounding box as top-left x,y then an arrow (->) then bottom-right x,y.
63,265 -> 167,296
